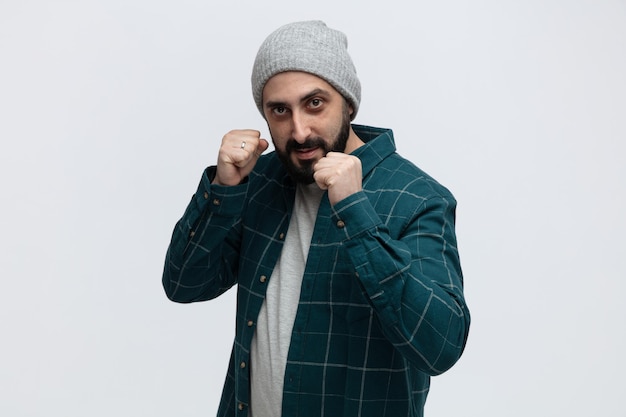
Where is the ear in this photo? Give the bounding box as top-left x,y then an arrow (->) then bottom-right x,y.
346,100 -> 354,117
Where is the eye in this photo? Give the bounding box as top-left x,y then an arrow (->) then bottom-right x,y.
308,98 -> 323,109
272,106 -> 288,116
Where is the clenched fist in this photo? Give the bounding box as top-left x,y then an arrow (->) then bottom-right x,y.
212,129 -> 270,186
313,152 -> 363,206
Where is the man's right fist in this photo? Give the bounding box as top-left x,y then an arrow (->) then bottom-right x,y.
212,129 -> 270,186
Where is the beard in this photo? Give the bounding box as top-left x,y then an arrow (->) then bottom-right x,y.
273,103 -> 351,184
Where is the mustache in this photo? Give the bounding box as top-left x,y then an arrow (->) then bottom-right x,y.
285,137 -> 328,152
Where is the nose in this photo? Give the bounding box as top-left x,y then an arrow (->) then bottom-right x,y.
291,110 -> 311,143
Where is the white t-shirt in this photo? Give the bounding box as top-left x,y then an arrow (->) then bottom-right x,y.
249,183 -> 324,417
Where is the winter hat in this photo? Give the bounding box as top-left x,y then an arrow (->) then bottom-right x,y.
251,20 -> 361,120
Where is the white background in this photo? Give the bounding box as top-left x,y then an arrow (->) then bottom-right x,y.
1,1 -> 625,416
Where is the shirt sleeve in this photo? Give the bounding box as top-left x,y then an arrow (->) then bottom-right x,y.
332,189 -> 470,376
162,166 -> 248,303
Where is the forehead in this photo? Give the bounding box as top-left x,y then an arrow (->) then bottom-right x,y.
262,71 -> 340,103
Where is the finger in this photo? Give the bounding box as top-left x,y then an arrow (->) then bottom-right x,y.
257,138 -> 270,154
243,137 -> 270,159
231,149 -> 257,167
312,169 -> 331,190
235,138 -> 271,167
224,129 -> 261,148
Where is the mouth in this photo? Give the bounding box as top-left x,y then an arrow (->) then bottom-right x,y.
293,146 -> 322,161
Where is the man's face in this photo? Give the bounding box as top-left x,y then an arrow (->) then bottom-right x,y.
262,71 -> 353,184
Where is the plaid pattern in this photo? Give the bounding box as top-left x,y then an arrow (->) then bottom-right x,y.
163,125 -> 470,417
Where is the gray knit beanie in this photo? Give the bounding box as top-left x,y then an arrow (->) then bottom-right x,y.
251,20 -> 361,120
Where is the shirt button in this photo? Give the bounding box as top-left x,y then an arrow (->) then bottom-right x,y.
189,230 -> 195,238
203,191 -> 209,199
336,220 -> 345,228
212,198 -> 220,206
247,320 -> 254,327
240,361 -> 246,369
279,232 -> 285,240
238,403 -> 245,411
259,275 -> 267,283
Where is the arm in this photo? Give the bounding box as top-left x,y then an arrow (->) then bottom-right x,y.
335,189 -> 470,375
314,150 -> 469,375
162,129 -> 270,303
162,167 -> 247,302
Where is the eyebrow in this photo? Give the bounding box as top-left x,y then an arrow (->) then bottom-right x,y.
264,88 -> 331,109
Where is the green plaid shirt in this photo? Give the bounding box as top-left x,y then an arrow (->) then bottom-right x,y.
163,125 -> 470,417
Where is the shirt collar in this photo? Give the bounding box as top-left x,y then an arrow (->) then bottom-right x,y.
351,124 -> 397,177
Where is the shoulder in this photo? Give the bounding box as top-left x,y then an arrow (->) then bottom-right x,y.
367,152 -> 457,204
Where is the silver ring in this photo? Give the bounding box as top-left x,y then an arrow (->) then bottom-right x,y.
240,141 -> 246,149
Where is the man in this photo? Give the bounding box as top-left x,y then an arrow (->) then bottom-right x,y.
163,20 -> 470,417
